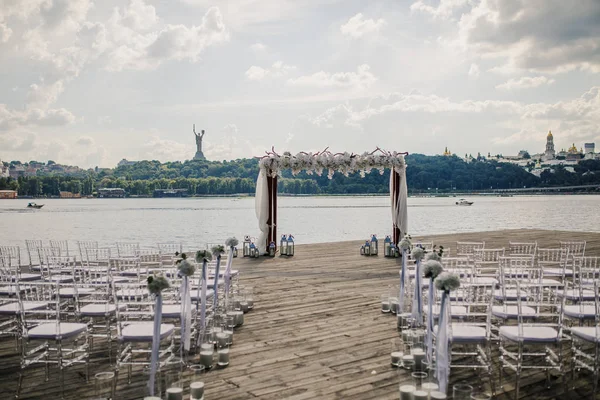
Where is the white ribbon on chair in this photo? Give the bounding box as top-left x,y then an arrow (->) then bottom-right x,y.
426,277 -> 434,363
180,276 -> 192,352
195,260 -> 208,348
398,249 -> 407,313
148,293 -> 163,396
435,291 -> 450,394
213,255 -> 221,311
224,247 -> 234,306
411,260 -> 423,324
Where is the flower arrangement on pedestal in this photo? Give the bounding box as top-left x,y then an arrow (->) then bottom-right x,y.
176,254 -> 195,355
423,259 -> 444,364
424,245 -> 444,262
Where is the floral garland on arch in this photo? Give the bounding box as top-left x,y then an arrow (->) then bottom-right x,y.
258,147 -> 407,179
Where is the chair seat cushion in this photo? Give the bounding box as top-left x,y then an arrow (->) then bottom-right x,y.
571,327 -> 600,343
435,324 -> 487,343
431,305 -> 468,318
0,285 -> 23,295
494,289 -> 528,301
45,275 -> 73,283
189,289 -> 215,301
492,305 -> 537,319
80,303 -> 124,316
558,289 -> 596,301
91,276 -> 132,284
162,304 -> 197,318
120,323 -> 174,342
28,322 -> 87,340
118,268 -> 141,277
19,273 -> 42,281
564,305 -> 596,320
0,301 -> 47,315
58,288 -> 96,298
116,289 -> 148,300
469,277 -> 498,286
543,268 -> 573,277
499,326 -> 559,343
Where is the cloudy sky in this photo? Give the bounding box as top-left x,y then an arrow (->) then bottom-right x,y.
1,0 -> 599,168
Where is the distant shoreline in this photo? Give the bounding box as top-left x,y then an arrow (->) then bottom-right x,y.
3,192 -> 599,200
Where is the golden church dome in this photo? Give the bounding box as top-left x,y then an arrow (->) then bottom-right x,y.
547,130 -> 553,138
568,143 -> 578,153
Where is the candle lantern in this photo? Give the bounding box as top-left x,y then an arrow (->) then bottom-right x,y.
370,234 -> 378,256
233,247 -> 238,258
268,241 -> 276,257
287,235 -> 294,256
243,235 -> 251,257
364,241 -> 371,256
394,244 -> 400,258
249,243 -> 257,258
360,245 -> 365,255
280,234 -> 288,256
384,236 -> 392,257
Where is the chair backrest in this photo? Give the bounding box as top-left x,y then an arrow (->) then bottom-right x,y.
560,241 -> 586,257
575,256 -> 600,287
0,246 -> 21,268
110,257 -> 144,279
415,242 -> 434,252
116,242 -> 140,257
509,241 -> 537,256
536,248 -> 568,266
16,281 -> 58,337
45,256 -> 77,280
77,241 -> 98,264
456,241 -> 485,256
0,253 -> 16,285
498,256 -> 540,288
25,240 -> 43,267
49,240 -> 69,257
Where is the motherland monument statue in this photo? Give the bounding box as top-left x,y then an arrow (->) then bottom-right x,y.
193,124 -> 206,160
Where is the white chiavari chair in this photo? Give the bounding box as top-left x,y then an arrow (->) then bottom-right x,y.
77,240 -> 98,267
16,281 -> 89,398
440,257 -> 472,278
49,240 -> 70,257
499,281 -> 566,399
570,282 -> 600,396
158,243 -> 183,266
111,256 -> 146,282
113,282 -> 176,383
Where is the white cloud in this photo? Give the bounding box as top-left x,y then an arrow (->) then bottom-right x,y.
250,42 -> 267,52
245,61 -> 296,80
27,80 -> 66,108
287,64 -> 376,89
76,136 -> 95,146
0,22 -> 12,42
496,76 -> 555,91
410,0 -> 470,20
97,116 -> 112,125
468,63 -> 480,78
456,0 -> 600,74
340,13 -> 386,38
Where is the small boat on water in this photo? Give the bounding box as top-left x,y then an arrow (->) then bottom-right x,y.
27,202 -> 44,209
455,198 -> 473,206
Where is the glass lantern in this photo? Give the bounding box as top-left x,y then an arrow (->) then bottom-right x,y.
360,245 -> 365,255
370,234 -> 378,255
280,234 -> 288,256
268,241 -> 276,257
243,235 -> 251,257
249,243 -> 257,258
364,240 -> 371,256
384,235 -> 392,257
287,235 -> 294,256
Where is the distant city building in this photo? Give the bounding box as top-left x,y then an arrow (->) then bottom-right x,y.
97,188 -> 126,198
117,159 -> 137,167
517,150 -> 530,158
442,147 -> 452,156
566,143 -> 583,161
153,188 -> 189,198
544,130 -> 555,160
585,143 -> 595,154
0,190 -> 17,199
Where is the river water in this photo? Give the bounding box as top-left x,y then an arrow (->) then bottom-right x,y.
0,195 -> 598,249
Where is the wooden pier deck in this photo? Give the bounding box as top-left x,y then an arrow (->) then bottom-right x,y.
1,229 -> 600,399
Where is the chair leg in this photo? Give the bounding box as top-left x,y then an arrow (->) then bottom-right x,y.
15,371 -> 23,399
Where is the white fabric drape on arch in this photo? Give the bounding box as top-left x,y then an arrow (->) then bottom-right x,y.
255,169 -> 270,254
390,165 -> 408,240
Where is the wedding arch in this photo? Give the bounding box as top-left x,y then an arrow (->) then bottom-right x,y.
255,147 -> 408,253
